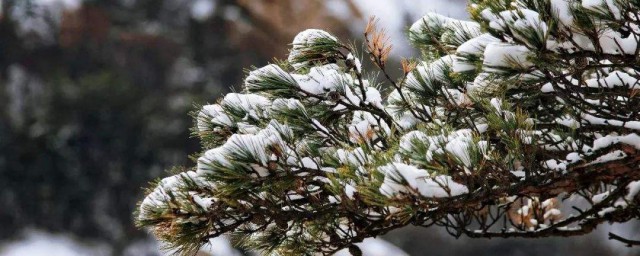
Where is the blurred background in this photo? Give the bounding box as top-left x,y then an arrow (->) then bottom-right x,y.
0,0 -> 639,255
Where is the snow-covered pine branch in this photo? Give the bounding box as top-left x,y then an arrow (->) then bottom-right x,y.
137,0 -> 640,255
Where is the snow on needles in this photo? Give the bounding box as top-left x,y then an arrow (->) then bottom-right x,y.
139,6 -> 640,250
288,29 -> 338,70
379,163 -> 469,198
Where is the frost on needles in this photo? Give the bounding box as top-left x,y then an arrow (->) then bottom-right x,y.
137,0 -> 640,255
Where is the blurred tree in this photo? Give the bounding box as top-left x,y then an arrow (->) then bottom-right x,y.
0,0 -> 361,254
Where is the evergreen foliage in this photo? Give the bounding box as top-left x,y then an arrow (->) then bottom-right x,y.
137,0 -> 640,254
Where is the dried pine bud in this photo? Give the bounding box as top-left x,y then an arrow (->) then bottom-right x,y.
267,160 -> 278,171
348,245 -> 363,256
276,218 -> 288,229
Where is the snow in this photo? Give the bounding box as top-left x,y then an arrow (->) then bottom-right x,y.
335,147 -> 368,167
598,30 -> 638,54
481,8 -> 543,32
542,159 -> 568,171
343,84 -> 362,106
489,98 -> 503,113
466,72 -> 493,94
333,238 -> 408,256
399,130 -> 429,152
547,27 -> 638,55
556,115 -> 580,129
591,150 -> 627,164
200,236 -> 243,256
511,15 -> 547,46
410,13 -> 480,48
197,104 -> 233,131
592,191 -> 611,204
584,71 -> 640,89
517,205 -> 531,216
312,119 -> 330,134
365,87 -> 383,108
396,112 -> 419,130
272,98 -> 305,113
540,82 -> 555,93
443,88 -> 471,107
250,163 -> 271,177
483,43 -> 533,69
139,170 -> 216,221
482,8 -> 548,48
445,134 -> 474,167
288,29 -> 338,69
406,55 -> 454,91
199,125 -> 287,173
627,181 -> 640,200
349,120 -> 372,143
119,236 -> 242,256
291,29 -> 338,48
347,53 -> 362,73
445,19 -> 482,43
591,133 -> 640,151
409,13 -> 452,34
191,0 -> 216,22
582,0 -> 622,20
0,230 -> 110,256
385,90 -> 419,130
541,198 -> 555,208
420,175 -> 469,197
34,0 -> 81,10
454,34 -> 501,72
476,5 -> 640,56
379,163 -> 468,198
197,94 -> 272,136
452,58 -> 476,73
198,146 -> 232,172
582,114 -> 640,131
237,123 -> 260,134
192,193 -> 214,210
292,64 -> 347,95
328,195 -> 340,204
222,93 -> 271,120
245,64 -> 294,90
399,129 -> 482,167
345,184 -> 357,199
249,62 -> 371,113
286,191 -> 305,201
551,0 -> 575,26
301,157 -> 319,170
566,152 -> 582,163
598,206 -> 619,216
349,111 -> 391,143
379,163 -> 430,196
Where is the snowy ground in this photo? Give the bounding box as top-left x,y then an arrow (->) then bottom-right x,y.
4,227 -> 637,256
0,230 -> 407,256
0,230 -> 111,256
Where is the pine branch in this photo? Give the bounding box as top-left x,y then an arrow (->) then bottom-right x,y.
137,1 -> 640,254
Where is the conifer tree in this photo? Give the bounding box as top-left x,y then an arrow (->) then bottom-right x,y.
136,0 -> 640,254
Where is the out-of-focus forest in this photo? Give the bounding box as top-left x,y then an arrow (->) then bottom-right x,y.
0,0 -> 638,255
0,0 -> 361,254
